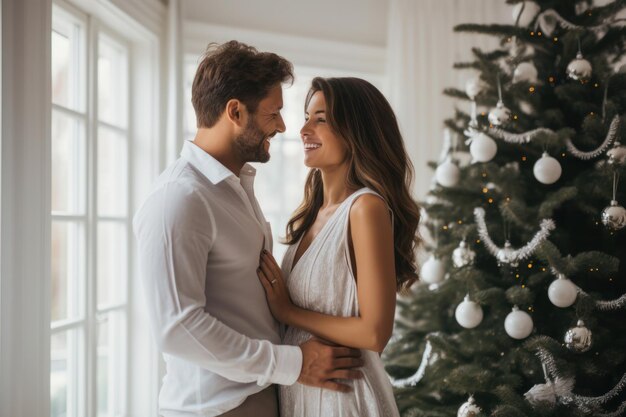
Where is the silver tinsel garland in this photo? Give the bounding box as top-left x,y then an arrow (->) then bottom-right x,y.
390,339 -> 434,387
565,116 -> 620,160
535,9 -> 623,40
489,127 -> 556,144
473,207 -> 555,263
526,348 -> 626,415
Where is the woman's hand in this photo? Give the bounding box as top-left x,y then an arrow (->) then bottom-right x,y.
257,250 -> 295,324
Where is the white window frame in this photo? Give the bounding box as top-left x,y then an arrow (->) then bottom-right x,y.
51,4 -> 133,416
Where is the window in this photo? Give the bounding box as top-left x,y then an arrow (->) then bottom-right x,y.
51,4 -> 130,417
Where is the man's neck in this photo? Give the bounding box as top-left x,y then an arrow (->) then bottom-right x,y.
193,128 -> 244,177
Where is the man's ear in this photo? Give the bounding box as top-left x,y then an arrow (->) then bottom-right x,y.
225,99 -> 246,127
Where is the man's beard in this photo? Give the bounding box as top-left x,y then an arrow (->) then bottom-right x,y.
233,117 -> 274,163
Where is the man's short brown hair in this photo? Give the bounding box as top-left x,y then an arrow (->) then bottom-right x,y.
191,41 -> 294,128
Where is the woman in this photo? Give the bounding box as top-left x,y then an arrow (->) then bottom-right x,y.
257,77 -> 421,416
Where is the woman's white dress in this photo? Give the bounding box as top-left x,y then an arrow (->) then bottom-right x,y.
279,188 -> 400,417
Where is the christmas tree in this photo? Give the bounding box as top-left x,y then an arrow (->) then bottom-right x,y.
385,1 -> 626,416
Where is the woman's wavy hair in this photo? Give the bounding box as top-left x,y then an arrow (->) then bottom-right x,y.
285,77 -> 421,291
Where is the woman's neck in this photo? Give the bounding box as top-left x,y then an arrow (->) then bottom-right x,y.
319,163 -> 358,208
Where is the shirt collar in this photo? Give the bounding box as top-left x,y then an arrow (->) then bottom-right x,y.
180,140 -> 257,186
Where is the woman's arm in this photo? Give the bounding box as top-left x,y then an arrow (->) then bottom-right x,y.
258,194 -> 396,352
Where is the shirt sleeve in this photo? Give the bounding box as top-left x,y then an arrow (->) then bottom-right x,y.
133,181 -> 302,386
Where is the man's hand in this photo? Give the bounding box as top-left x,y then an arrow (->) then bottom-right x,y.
297,338 -> 364,392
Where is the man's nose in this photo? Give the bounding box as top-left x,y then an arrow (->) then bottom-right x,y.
276,114 -> 286,133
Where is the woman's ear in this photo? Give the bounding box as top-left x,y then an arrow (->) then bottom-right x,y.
225,99 -> 247,127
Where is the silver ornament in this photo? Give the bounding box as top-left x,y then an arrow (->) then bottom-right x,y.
488,101 -> 511,126
525,377 -> 575,408
497,241 -> 519,267
452,240 -> 476,268
607,142 -> 626,166
564,320 -> 592,353
457,395 -> 482,417
601,200 -> 626,231
566,52 -> 593,82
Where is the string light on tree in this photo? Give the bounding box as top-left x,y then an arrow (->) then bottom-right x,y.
455,295 -> 483,329
548,274 -> 578,308
533,152 -> 562,184
505,305 -> 534,339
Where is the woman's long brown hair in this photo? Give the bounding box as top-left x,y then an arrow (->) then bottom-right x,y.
285,77 -> 421,291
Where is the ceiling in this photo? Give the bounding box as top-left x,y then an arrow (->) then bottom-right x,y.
181,0 -> 390,47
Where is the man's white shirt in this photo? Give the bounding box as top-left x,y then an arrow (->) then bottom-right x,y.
133,140 -> 302,416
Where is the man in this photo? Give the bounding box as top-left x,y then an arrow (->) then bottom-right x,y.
133,41 -> 363,417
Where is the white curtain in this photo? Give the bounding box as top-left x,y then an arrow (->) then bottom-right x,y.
386,0 -> 511,199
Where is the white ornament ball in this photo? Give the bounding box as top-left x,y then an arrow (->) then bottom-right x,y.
564,320 -> 593,353
435,159 -> 461,187
533,152 -> 562,184
513,62 -> 539,84
452,240 -> 476,268
607,142 -> 626,165
601,200 -> 626,231
465,77 -> 485,100
548,274 -> 578,308
455,295 -> 483,329
421,255 -> 446,284
566,53 -> 593,82
457,395 -> 482,417
512,1 -> 541,27
470,133 -> 498,163
504,306 -> 533,339
488,101 -> 511,126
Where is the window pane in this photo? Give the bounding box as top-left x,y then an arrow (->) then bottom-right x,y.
51,329 -> 81,417
97,312 -> 127,417
52,111 -> 86,214
51,221 -> 85,322
97,127 -> 128,217
97,221 -> 127,308
51,9 -> 84,111
98,35 -> 128,128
